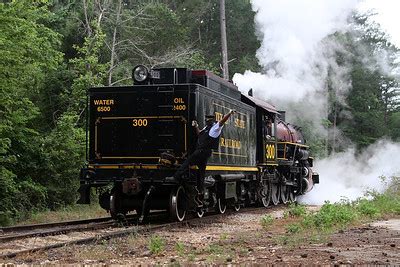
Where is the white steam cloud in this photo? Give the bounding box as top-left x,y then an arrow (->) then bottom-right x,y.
233,0 -> 358,103
302,140 -> 400,204
233,0 -> 400,204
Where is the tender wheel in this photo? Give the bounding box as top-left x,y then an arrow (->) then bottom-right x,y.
271,183 -> 281,205
217,198 -> 227,214
259,182 -> 272,208
233,203 -> 241,212
110,190 -> 126,219
195,209 -> 205,218
169,186 -> 187,221
280,184 -> 289,204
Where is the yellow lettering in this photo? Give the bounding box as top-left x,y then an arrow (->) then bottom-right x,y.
220,137 -> 241,149
234,118 -> 246,129
173,97 -> 184,104
93,99 -> 115,105
215,112 -> 223,121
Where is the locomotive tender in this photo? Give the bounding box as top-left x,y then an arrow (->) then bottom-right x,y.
78,65 -> 319,221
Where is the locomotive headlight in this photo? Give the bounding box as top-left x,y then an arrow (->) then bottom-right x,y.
132,65 -> 149,82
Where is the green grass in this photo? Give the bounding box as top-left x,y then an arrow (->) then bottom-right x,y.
175,241 -> 186,257
148,235 -> 165,255
260,214 -> 274,229
15,203 -> 108,225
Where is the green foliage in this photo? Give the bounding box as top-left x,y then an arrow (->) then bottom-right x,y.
355,198 -> 380,218
148,235 -> 166,255
260,214 -> 274,229
0,0 -> 63,225
284,203 -> 307,218
303,200 -> 357,229
206,244 -> 224,255
175,241 -> 186,257
285,223 -> 301,234
40,114 -> 85,209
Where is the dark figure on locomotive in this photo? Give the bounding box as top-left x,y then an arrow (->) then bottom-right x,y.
166,110 -> 236,207
77,65 -> 319,222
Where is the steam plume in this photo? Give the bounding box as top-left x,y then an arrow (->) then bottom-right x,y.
232,0 -> 400,204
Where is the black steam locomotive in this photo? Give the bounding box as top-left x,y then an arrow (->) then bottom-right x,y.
77,65 -> 319,221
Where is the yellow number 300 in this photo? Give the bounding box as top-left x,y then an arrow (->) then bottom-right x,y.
132,119 -> 148,127
265,144 -> 275,159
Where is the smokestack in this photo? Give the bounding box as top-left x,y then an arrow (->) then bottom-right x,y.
279,110 -> 286,121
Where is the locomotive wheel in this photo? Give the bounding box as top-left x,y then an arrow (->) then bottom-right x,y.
271,183 -> 281,205
280,184 -> 289,204
259,182 -> 272,208
169,186 -> 187,222
217,198 -> 227,214
288,186 -> 297,202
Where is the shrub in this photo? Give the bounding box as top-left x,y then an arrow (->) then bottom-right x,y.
303,201 -> 357,229
284,203 -> 307,218
285,223 -> 301,234
355,198 -> 380,218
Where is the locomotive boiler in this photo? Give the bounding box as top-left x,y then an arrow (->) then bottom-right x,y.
77,65 -> 319,221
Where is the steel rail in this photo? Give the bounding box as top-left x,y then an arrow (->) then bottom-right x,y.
0,221 -> 116,243
0,216 -> 115,233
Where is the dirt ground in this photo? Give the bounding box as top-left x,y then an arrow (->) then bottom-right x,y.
2,207 -> 399,265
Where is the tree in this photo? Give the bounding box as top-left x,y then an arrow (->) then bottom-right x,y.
0,0 -> 63,224
333,14 -> 400,149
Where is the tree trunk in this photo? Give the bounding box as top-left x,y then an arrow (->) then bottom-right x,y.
219,0 -> 229,80
108,0 -> 123,86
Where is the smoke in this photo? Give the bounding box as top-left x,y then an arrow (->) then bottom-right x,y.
232,0 -> 400,204
301,140 -> 400,204
233,0 -> 358,104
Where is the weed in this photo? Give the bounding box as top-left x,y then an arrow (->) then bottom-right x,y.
220,233 -> 229,241
148,235 -> 165,255
187,253 -> 196,262
284,203 -> 307,218
175,241 -> 185,256
207,244 -> 224,255
260,214 -> 274,229
304,200 -> 357,229
285,223 -> 301,234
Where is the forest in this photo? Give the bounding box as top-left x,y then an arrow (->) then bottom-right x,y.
0,0 -> 399,225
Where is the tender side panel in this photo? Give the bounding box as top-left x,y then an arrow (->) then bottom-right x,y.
89,86 -> 191,164
195,86 -> 256,167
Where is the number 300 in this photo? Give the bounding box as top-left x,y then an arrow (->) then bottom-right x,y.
132,119 -> 148,127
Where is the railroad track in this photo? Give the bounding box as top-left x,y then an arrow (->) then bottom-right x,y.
0,207 -> 269,260
0,216 -> 115,234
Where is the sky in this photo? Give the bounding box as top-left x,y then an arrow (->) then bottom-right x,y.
359,0 -> 400,48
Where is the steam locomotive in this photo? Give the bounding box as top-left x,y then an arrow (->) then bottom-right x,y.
77,65 -> 319,221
